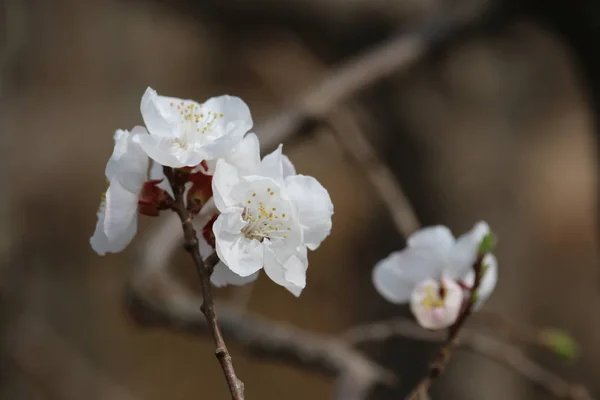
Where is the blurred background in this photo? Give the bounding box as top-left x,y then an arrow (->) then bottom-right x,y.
1,0 -> 599,399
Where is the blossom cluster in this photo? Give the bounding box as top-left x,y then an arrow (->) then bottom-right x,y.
372,222 -> 498,330
91,88 -> 334,296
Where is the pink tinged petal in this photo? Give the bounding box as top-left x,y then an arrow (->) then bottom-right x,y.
103,180 -> 139,240
210,261 -> 260,287
212,159 -> 242,211
213,211 -> 263,277
140,87 -> 182,137
447,221 -> 490,279
285,174 -> 333,250
463,253 -> 498,309
105,128 -> 149,193
263,244 -> 308,297
410,278 -> 462,330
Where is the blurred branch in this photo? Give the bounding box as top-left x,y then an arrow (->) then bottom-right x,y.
127,270 -> 396,399
257,0 -> 506,150
5,317 -> 141,400
343,318 -> 594,400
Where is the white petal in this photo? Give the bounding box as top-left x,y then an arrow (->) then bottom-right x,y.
463,253 -> 498,309
210,261 -> 260,287
260,145 -> 287,183
140,87 -> 182,138
194,95 -> 253,160
133,133 -> 203,168
103,180 -> 139,240
410,278 -> 462,330
105,127 -> 149,193
408,225 -> 455,251
282,155 -> 296,178
285,175 -> 333,250
372,248 -> 444,304
90,201 -> 137,255
213,210 -> 263,277
263,244 -> 308,297
212,159 -> 242,211
447,221 -> 490,279
221,133 -> 261,175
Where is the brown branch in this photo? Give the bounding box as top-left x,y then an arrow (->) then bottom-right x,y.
342,318 -> 594,400
163,167 -> 244,400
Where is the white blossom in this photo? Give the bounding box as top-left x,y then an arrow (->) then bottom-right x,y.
210,145 -> 333,296
372,221 -> 496,329
92,133 -> 145,255
91,127 -> 151,254
134,87 -> 253,168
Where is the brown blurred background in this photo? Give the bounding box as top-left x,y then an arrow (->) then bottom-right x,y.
1,0 -> 599,399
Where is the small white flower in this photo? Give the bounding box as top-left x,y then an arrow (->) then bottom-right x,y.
210,145 -> 333,296
91,127 -> 167,255
134,87 -> 253,168
410,278 -> 463,330
372,222 -> 496,328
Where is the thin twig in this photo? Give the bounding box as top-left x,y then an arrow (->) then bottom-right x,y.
342,318 -> 594,400
163,167 -> 244,400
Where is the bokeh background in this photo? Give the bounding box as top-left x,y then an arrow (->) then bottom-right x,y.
1,0 -> 599,399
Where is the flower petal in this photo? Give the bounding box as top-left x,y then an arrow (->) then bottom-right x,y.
409,278 -> 462,330
212,159 -> 242,211
90,201 -> 137,255
447,221 -> 490,279
213,209 -> 263,277
263,244 -> 308,297
285,175 -> 333,250
282,155 -> 296,178
260,145 -> 287,183
372,248 -> 443,304
103,180 -> 139,240
222,133 -> 261,175
133,133 -> 203,168
210,261 -> 260,287
105,127 -> 149,193
140,87 -> 183,138
408,225 -> 455,252
193,95 -> 253,160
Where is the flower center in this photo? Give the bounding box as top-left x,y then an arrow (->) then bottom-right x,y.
421,284 -> 445,310
169,101 -> 224,139
241,189 -> 292,243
